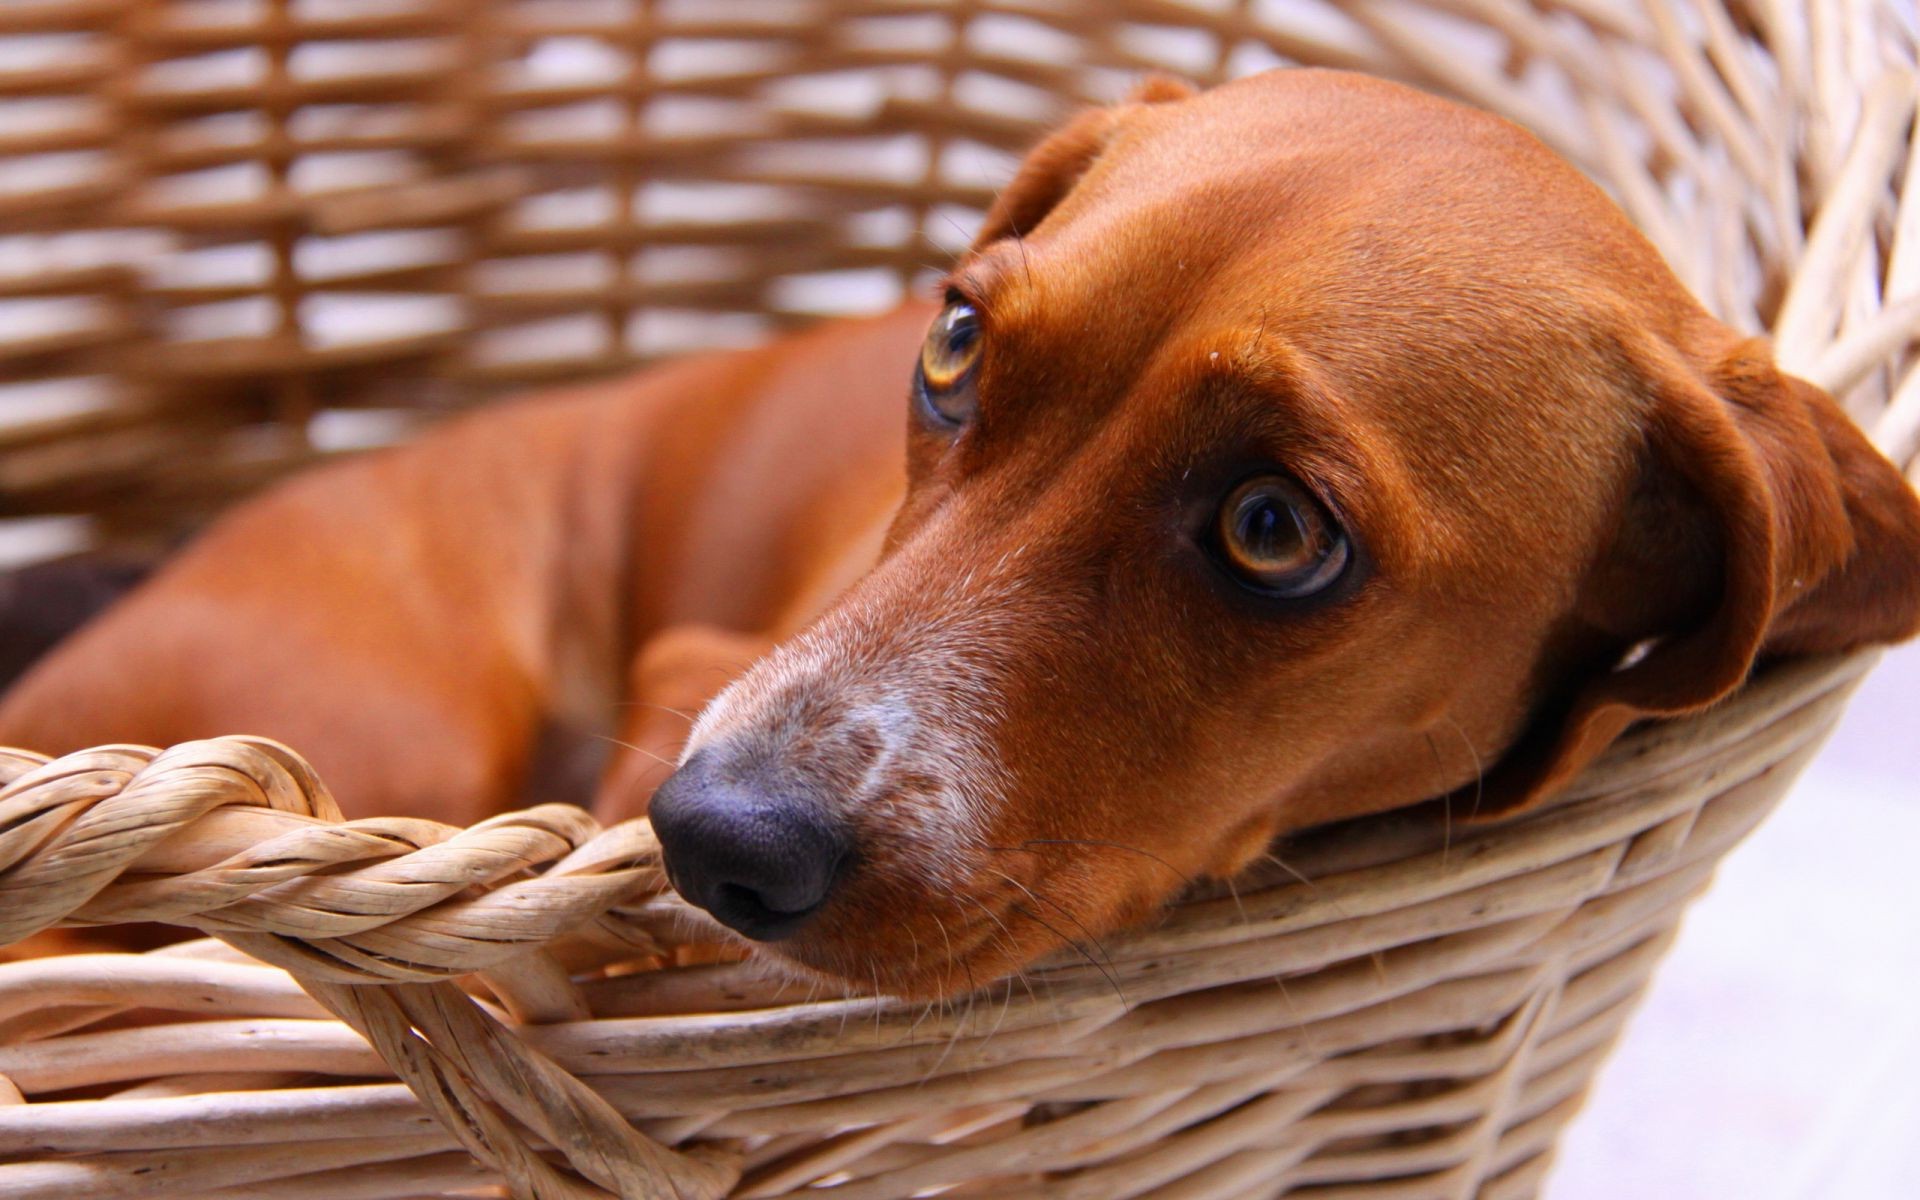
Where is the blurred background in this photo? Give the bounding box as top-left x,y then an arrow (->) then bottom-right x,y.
1555,639 -> 1920,1199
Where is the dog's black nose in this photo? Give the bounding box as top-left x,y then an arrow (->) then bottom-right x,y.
647,753 -> 851,941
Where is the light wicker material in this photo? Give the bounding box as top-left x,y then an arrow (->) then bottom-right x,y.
2,2 -> 1918,1198
0,652 -> 1881,1198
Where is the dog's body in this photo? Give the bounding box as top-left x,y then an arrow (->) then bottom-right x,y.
6,70 -> 1919,997
0,306 -> 929,826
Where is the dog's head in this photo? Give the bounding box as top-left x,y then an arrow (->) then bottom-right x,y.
651,69 -> 1920,997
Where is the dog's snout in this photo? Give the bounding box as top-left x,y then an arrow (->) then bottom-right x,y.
649,753 -> 851,941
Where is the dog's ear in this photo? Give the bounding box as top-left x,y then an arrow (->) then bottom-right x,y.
973,75 -> 1195,249
1473,337 -> 1920,815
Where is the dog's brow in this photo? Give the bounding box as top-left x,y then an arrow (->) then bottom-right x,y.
944,246 -> 1021,308
1203,335 -> 1377,510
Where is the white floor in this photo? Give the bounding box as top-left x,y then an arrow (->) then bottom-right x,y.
1549,641 -> 1920,1199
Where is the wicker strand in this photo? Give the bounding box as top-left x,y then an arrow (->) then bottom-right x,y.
0,650 -> 1871,1198
0,737 -> 738,1200
0,738 -> 678,982
304,978 -> 740,1200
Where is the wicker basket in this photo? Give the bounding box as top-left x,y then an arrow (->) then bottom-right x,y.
2,2 -> 1917,1198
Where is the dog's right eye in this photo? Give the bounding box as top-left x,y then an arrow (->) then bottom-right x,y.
1211,474 -> 1350,598
914,299 -> 982,426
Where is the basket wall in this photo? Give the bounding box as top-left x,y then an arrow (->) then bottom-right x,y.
2,2 -> 1918,1199
0,652 -> 1880,1198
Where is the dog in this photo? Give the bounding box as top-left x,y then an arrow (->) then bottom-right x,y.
4,70 -> 1918,998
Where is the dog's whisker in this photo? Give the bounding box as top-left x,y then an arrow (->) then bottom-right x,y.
917,909 -> 966,1079
933,911 -> 956,982
592,733 -> 677,770
1009,901 -> 1126,1010
962,893 -> 1019,958
908,994 -> 937,1043
1222,872 -> 1249,929
901,921 -> 940,1042
984,972 -> 1024,1045
1016,838 -> 1197,889
1422,730 -> 1454,870
1260,848 -> 1359,932
608,700 -> 700,724
1260,849 -> 1315,891
923,950 -> 986,1084
1265,970 -> 1321,1055
963,895 -> 1037,1011
932,207 -> 974,253
985,866 -> 1120,978
1438,712 -> 1487,823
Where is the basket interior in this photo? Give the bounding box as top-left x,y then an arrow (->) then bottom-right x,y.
1,0 -> 1915,562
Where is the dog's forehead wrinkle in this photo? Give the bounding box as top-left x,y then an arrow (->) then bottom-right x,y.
1004,215 -> 1240,365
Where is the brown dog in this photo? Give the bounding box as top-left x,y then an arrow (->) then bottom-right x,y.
5,70 -> 1918,997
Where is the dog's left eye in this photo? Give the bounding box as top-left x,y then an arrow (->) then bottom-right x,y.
1212,474 -> 1350,598
915,300 -> 982,425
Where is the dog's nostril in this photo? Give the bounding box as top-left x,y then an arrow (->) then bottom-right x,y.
716,881 -> 770,914
649,757 -> 851,943
711,879 -> 826,934
688,841 -> 844,941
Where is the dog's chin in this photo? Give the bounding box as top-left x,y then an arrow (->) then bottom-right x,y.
742,920 -> 1011,1002
640,879 -> 1011,1000
764,936 -> 1082,998
748,883 -> 1163,1002
652,849 -> 1184,1001
745,941 -> 981,1002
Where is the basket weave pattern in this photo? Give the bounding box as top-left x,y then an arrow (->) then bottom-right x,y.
2,2 -> 1918,1198
0,654 -> 1880,1198
3,0 -> 1916,549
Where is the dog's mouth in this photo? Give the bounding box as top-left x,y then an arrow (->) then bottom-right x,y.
657,836 -> 1172,1001
744,907 -> 1008,1000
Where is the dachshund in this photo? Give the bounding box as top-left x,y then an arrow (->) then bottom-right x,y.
5,70 -> 1917,997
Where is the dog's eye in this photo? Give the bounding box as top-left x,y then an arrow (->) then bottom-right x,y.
1213,474 -> 1350,597
915,300 -> 982,425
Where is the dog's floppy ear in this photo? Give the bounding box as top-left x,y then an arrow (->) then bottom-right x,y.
973,75 -> 1195,249
1474,336 -> 1920,815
